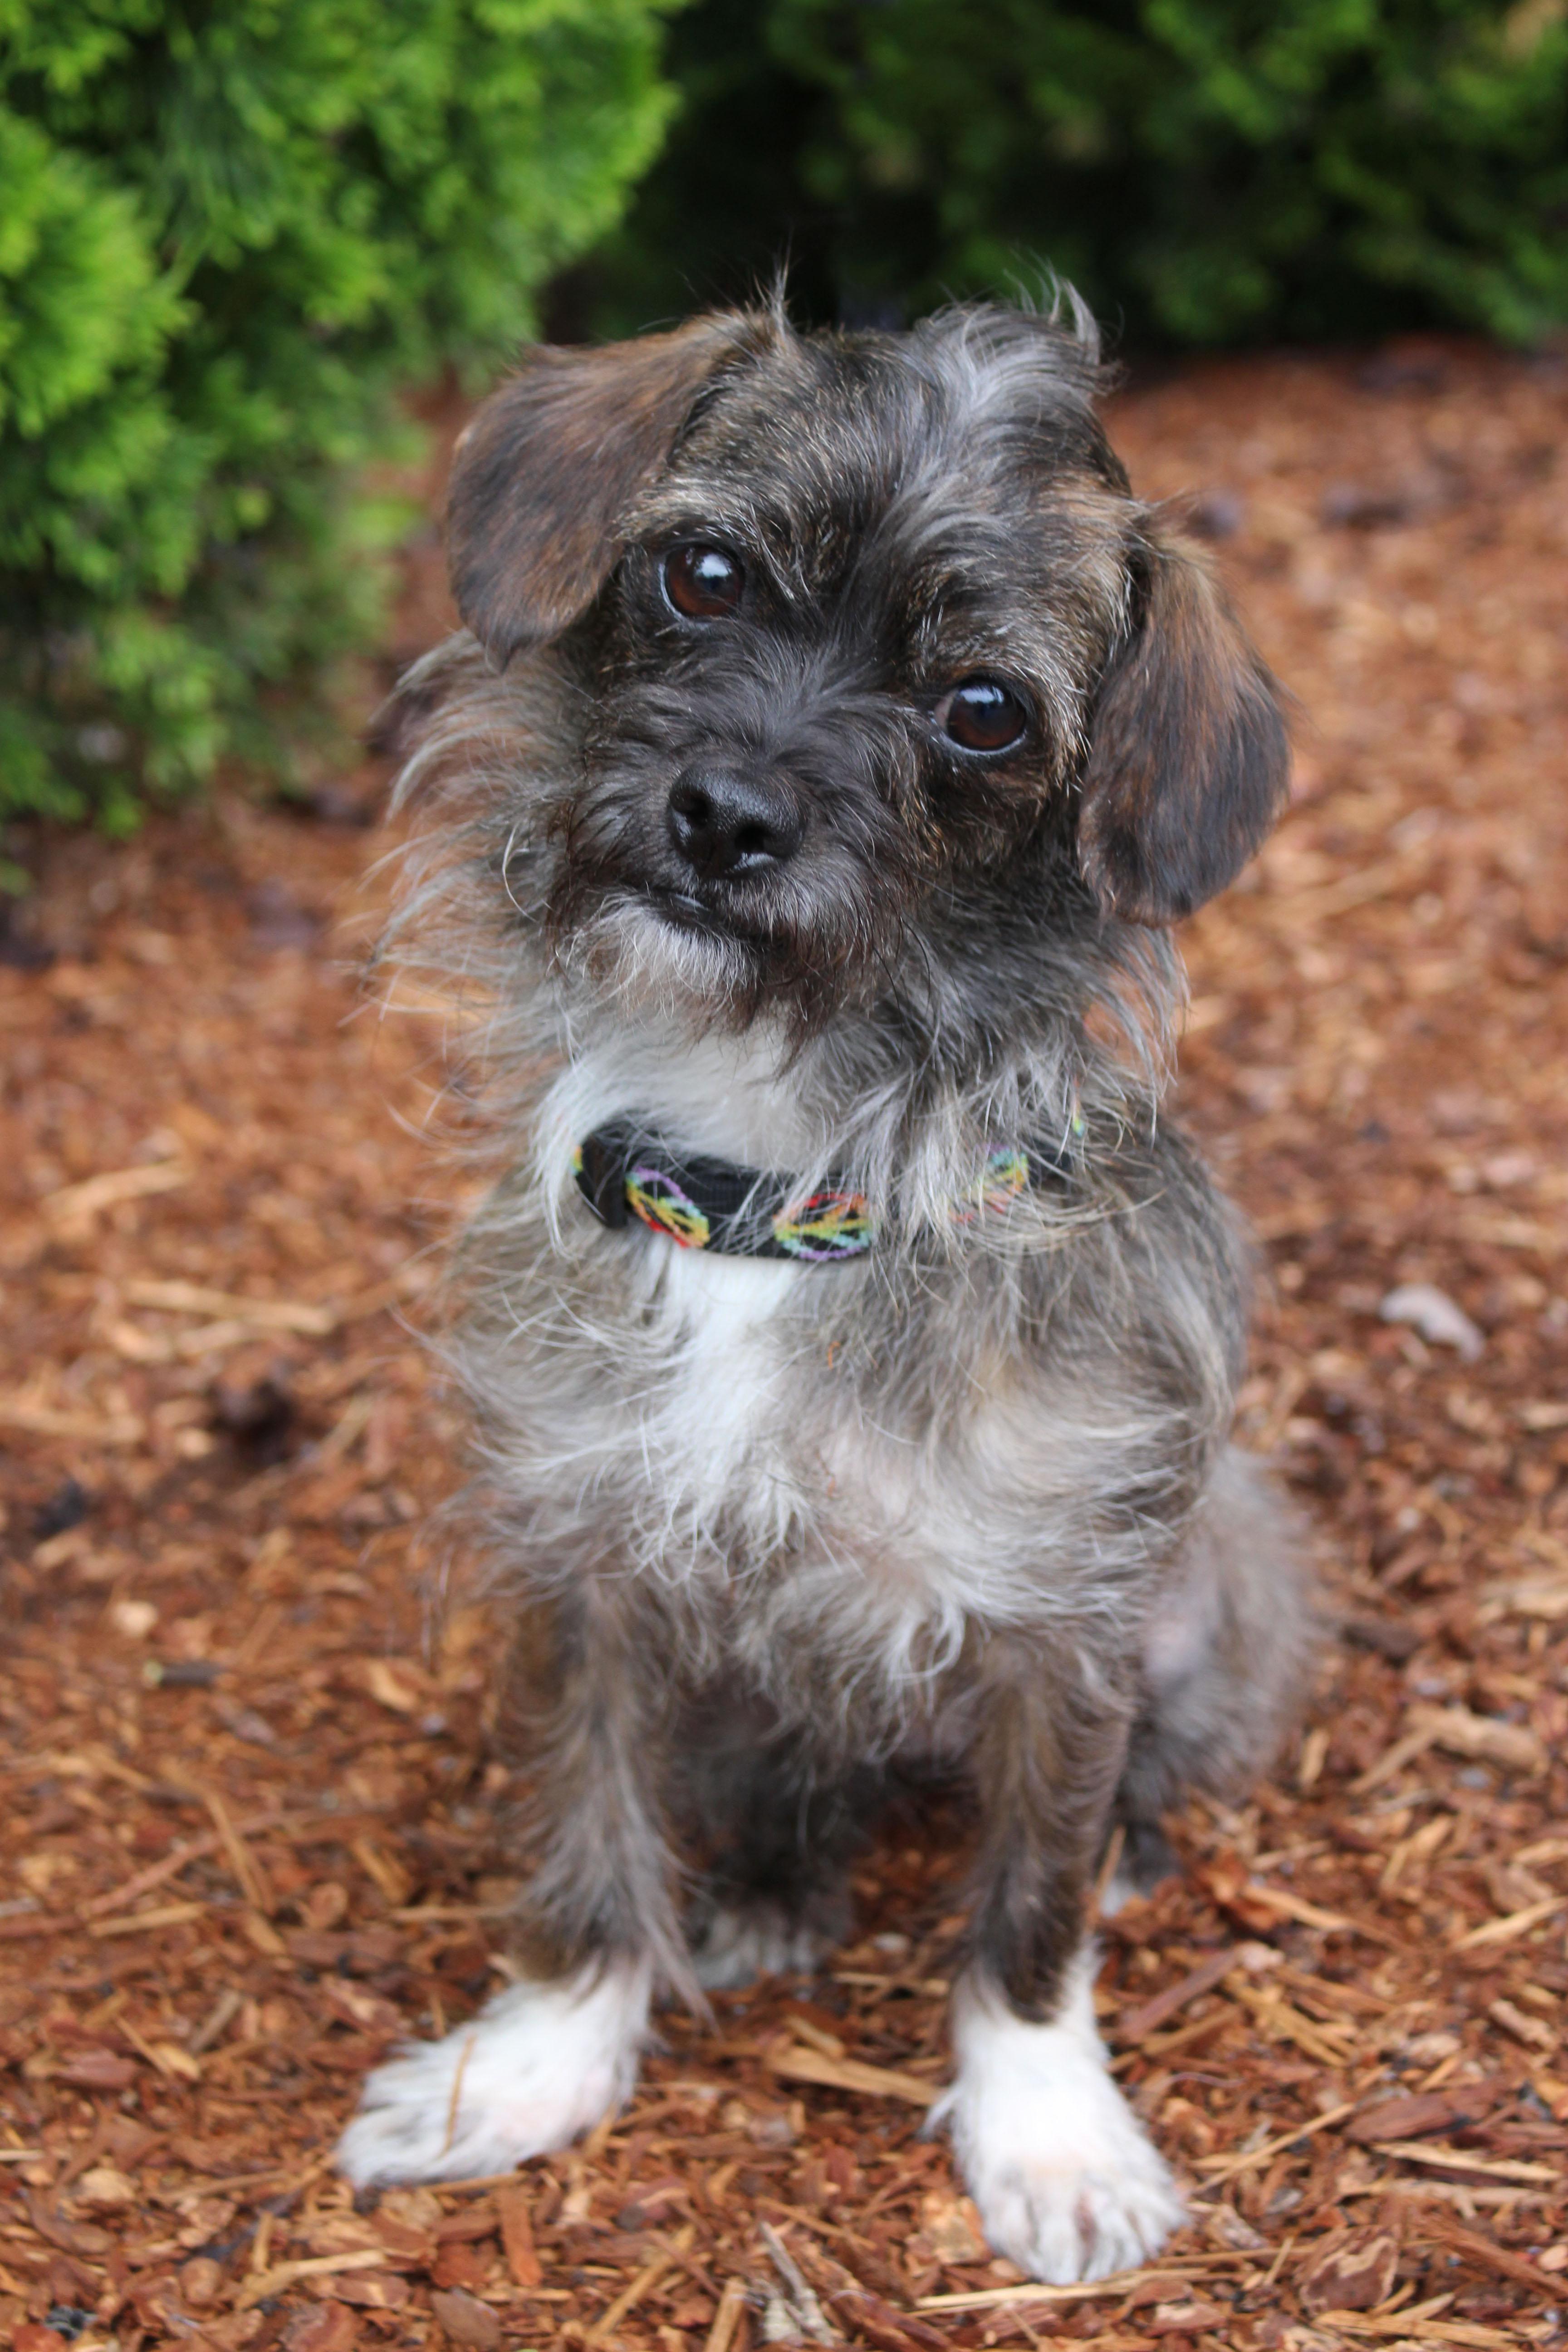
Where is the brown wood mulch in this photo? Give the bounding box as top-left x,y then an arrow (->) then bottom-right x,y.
2,334 -> 1567,2352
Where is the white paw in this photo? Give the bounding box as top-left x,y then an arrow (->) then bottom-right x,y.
689,1900 -> 835,1990
336,1959 -> 650,2188
935,1956 -> 1185,2283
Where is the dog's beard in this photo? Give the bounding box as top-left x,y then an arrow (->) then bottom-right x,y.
547,873 -> 912,1040
544,773 -> 931,1040
553,886 -> 767,1029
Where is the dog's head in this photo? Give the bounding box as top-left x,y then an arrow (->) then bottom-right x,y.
446,299 -> 1288,1029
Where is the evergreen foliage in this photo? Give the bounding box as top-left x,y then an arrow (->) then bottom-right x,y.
1,0 -> 678,826
578,0 -> 1568,350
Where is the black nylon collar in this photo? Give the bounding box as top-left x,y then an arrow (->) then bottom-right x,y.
574,1125 -> 1073,1262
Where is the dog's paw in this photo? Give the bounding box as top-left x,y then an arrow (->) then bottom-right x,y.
688,1897 -> 842,1990
955,2087 -> 1184,2283
936,1963 -> 1184,2283
336,1960 -> 649,2187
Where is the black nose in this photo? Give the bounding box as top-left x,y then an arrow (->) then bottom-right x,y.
666,767 -> 803,880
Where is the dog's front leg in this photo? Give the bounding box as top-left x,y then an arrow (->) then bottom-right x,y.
935,1645 -> 1185,2283
337,1581 -> 681,2188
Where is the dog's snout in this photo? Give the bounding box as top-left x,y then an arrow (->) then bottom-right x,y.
666,767 -> 803,880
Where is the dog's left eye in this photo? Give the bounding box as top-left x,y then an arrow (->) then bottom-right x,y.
939,677 -> 1031,755
662,544 -> 745,620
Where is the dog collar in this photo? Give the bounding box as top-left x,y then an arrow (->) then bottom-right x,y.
573,1124 -> 1077,1262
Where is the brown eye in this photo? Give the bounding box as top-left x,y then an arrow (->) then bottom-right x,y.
662,543 -> 744,620
941,677 -> 1030,754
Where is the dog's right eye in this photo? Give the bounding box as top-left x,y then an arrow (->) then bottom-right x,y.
938,677 -> 1032,755
662,544 -> 745,621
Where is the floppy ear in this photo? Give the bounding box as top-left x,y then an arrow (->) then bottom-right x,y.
1077,528 -> 1289,924
446,312 -> 766,659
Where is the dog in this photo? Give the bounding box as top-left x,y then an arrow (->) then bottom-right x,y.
337,292 -> 1310,2284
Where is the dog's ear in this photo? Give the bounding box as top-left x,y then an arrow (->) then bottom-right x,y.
446,313 -> 764,659
1077,526 -> 1289,924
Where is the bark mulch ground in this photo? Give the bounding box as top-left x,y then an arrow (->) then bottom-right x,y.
2,335 -> 1567,2352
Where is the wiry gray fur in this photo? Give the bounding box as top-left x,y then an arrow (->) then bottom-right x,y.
368,295 -> 1309,2106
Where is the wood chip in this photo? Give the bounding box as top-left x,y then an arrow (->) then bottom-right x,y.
1115,1945 -> 1248,2041
125,1277 -> 338,1333
1488,1994 -> 1557,2051
1195,2098 -> 1360,2184
917,2261 -> 1215,2313
1372,2140 -> 1561,2183
496,2182 -> 541,2287
1428,2219 -> 1565,2298
766,2039 -> 941,2107
43,1158 -> 189,1221
1453,1894 -> 1564,1950
585,2224 -> 695,2346
87,1899 -> 206,1938
1346,2092 -> 1471,2145
0,1400 -> 146,1444
1357,1705 -> 1545,1791
428,2286 -> 501,2347
237,2249 -> 392,2309
704,2277 -> 750,2352
1298,2230 -> 1398,2313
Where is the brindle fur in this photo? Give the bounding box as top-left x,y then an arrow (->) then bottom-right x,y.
377,293 -> 1308,2078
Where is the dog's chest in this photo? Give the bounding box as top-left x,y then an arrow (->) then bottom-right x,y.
523,1029 -> 1147,1640
559,1214 -> 891,1564
635,1245 -> 808,1505
608,1239 -> 984,1587
534,1028 -> 860,1525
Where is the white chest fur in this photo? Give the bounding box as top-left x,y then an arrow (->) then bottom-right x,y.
625,1240 -> 809,1534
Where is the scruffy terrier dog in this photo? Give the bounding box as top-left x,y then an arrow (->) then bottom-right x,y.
338,294 -> 1310,2283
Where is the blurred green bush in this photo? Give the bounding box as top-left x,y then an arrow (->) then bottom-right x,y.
578,0 -> 1568,349
0,0 -> 678,828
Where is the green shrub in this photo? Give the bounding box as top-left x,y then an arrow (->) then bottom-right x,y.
1,0 -> 680,828
578,0 -> 1568,349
